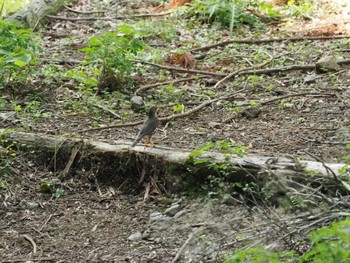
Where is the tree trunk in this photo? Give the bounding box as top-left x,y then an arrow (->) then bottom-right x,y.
3,131 -> 345,195
6,0 -> 68,28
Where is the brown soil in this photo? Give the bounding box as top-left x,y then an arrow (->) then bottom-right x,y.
1,0 -> 350,262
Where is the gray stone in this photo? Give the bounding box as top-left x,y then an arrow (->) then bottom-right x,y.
149,211 -> 164,222
130,96 -> 144,112
174,210 -> 187,219
241,106 -> 261,119
164,204 -> 181,217
24,201 -> 39,210
315,55 -> 340,73
128,231 -> 142,241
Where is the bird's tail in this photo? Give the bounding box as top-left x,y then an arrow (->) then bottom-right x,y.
131,138 -> 141,147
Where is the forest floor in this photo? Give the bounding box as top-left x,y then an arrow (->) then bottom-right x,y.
1,0 -> 350,262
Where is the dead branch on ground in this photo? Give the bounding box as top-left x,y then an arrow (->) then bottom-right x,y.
213,53 -> 285,90
47,11 -> 172,21
134,76 -> 207,95
191,35 -> 350,52
136,60 -> 226,77
79,88 -> 245,132
64,5 -> 107,14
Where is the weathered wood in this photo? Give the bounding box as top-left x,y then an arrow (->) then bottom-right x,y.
6,0 -> 68,28
3,131 -> 344,178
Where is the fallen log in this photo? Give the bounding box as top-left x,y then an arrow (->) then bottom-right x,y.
6,0 -> 68,28
1,131 -> 346,195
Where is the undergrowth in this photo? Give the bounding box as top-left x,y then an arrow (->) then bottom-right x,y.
0,19 -> 41,91
225,218 -> 350,263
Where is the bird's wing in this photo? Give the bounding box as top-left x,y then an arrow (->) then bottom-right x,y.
131,118 -> 159,147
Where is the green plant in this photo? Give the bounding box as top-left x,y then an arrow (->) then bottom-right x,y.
224,219 -> 350,263
65,68 -> 99,90
173,104 -> 184,113
0,19 -> 41,90
189,141 -> 247,197
186,0 -> 262,30
39,178 -> 63,198
189,141 -> 247,163
0,0 -> 29,17
156,84 -> 187,104
282,1 -> 313,19
249,1 -> 281,19
138,19 -> 178,43
225,247 -> 294,263
339,143 -> 350,190
300,219 -> 350,263
80,24 -> 145,88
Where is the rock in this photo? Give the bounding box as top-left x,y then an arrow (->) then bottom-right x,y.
200,78 -> 217,86
241,107 -> 261,119
208,122 -> 221,128
174,210 -> 187,219
93,20 -> 110,29
164,204 -> 181,217
130,96 -> 144,112
304,74 -> 318,83
100,254 -> 113,261
343,88 -> 350,98
26,201 -> 39,210
315,55 -> 340,74
128,231 -> 142,241
0,111 -> 16,121
149,212 -> 172,231
149,212 -> 166,223
141,230 -> 152,240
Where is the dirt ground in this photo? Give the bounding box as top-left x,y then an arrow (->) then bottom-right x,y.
1,0 -> 350,262
0,155 -> 312,262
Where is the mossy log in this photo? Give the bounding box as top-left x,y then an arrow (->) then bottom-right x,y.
2,131 -> 346,195
6,0 -> 68,28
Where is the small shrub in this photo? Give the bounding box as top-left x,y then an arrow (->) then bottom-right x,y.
224,219 -> 350,263
300,219 -> 350,263
0,19 -> 41,90
185,0 -> 262,30
80,24 -> 145,91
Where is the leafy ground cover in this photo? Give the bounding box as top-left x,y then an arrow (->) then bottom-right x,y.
1,0 -> 350,262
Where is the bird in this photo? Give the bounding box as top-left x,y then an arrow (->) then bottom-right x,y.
131,106 -> 159,147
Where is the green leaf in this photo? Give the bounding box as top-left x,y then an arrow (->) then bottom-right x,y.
0,49 -> 10,55
13,59 -> 27,67
341,180 -> 350,191
173,104 -> 184,112
6,53 -> 32,64
55,188 -> 63,198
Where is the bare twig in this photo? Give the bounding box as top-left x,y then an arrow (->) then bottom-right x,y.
303,150 -> 340,182
213,54 -> 283,90
136,60 -> 226,77
61,144 -> 81,178
22,234 -> 37,254
172,228 -> 205,263
137,59 -> 350,81
261,92 -> 335,105
79,88 -> 245,132
134,76 -> 207,95
64,5 -> 107,14
39,214 -> 53,232
40,58 -> 82,65
47,11 -> 172,21
95,177 -> 102,196
92,104 -> 121,119
296,136 -> 348,146
191,35 -> 350,52
1,258 -> 57,263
